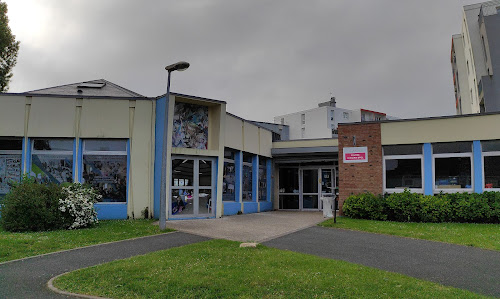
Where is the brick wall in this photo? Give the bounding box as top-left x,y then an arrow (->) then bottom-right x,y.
338,123 -> 383,214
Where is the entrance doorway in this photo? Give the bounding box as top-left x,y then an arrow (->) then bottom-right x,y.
170,156 -> 216,218
279,165 -> 338,211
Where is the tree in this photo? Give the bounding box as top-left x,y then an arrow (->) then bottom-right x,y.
0,1 -> 19,92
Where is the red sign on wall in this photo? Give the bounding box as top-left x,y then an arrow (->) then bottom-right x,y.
343,147 -> 368,163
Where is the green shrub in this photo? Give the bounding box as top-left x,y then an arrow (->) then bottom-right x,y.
342,190 -> 500,223
343,192 -> 386,221
0,177 -> 71,232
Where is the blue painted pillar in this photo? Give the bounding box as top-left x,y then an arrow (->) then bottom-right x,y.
252,155 -> 259,202
25,138 -> 31,176
423,143 -> 433,195
78,139 -> 83,182
153,96 -> 168,218
473,140 -> 483,193
266,159 -> 272,202
72,139 -> 78,182
21,137 -> 27,174
235,151 -> 242,202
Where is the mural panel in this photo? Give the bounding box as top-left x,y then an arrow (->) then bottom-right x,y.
172,102 -> 208,149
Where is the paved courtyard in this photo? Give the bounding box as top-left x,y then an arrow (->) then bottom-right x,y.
164,211 -> 326,242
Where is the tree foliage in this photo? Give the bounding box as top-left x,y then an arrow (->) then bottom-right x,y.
0,1 -> 20,92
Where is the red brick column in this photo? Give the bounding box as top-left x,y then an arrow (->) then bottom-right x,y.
338,123 -> 383,214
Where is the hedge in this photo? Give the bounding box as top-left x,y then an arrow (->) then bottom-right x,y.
343,190 -> 500,223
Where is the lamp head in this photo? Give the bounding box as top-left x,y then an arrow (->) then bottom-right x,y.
165,61 -> 190,72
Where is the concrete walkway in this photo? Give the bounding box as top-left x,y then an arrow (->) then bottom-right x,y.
0,232 -> 209,299
263,226 -> 500,297
164,211 -> 325,242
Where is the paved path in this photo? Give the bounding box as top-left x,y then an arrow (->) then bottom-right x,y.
164,211 -> 325,242
263,226 -> 500,297
0,232 -> 209,299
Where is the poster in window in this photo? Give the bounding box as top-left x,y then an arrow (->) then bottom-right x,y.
0,155 -> 21,194
172,102 -> 208,149
83,155 -> 127,202
31,155 -> 73,184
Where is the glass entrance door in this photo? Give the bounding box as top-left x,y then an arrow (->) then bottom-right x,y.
301,169 -> 319,209
170,156 -> 215,218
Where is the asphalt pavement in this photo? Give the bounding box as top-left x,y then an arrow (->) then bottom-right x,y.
263,226 -> 500,297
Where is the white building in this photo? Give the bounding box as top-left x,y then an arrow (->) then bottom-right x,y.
274,97 -> 388,140
451,0 -> 500,114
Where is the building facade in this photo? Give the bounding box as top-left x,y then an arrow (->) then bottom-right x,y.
273,97 -> 389,139
451,1 -> 500,114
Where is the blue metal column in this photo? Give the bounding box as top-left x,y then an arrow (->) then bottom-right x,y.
423,143 -> 433,195
252,155 -> 259,202
153,96 -> 169,218
266,159 -> 272,202
473,140 -> 483,193
235,151 -> 243,204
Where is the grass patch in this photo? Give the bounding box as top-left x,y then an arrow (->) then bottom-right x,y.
320,217 -> 500,251
54,239 -> 488,299
0,220 -> 170,263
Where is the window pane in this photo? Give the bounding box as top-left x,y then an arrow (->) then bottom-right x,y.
259,166 -> 267,201
321,169 -> 333,193
303,195 -> 318,209
223,161 -> 235,201
34,139 -> 73,151
172,159 -> 193,187
172,102 -> 208,149
279,168 -> 299,193
82,155 -> 127,202
172,189 -> 194,215
279,195 -> 299,209
433,142 -> 471,154
303,169 -> 318,193
224,148 -> 235,160
383,144 -> 422,155
0,139 -> 22,151
199,189 -> 212,214
484,156 -> 500,188
31,154 -> 73,184
242,165 -> 252,201
243,152 -> 253,163
435,157 -> 471,189
85,140 -> 126,152
482,140 -> 500,152
0,155 -> 22,194
199,160 -> 212,186
385,159 -> 422,188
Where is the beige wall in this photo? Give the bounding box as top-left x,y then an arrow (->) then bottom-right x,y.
272,138 -> 339,149
224,114 -> 273,157
28,97 -> 76,137
80,99 -> 130,138
0,96 -> 26,136
381,114 -> 500,145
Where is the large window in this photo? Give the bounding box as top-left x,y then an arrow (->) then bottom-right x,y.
258,157 -> 267,201
383,144 -> 423,192
433,142 -> 472,193
223,149 -> 236,201
31,138 -> 73,184
482,140 -> 500,190
242,153 -> 253,201
0,138 -> 22,197
82,139 -> 127,202
171,156 -> 214,217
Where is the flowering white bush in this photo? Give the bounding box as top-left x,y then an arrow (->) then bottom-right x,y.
59,183 -> 101,229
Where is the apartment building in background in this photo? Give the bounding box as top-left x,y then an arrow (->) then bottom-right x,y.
274,97 -> 389,140
451,0 -> 500,114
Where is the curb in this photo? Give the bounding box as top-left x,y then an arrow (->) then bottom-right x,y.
47,272 -> 109,299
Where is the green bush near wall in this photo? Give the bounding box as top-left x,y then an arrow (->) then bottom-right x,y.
343,190 -> 500,223
0,177 -> 72,232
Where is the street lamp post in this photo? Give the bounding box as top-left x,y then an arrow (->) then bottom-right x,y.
160,61 -> 190,230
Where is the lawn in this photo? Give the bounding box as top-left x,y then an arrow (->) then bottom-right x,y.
320,217 -> 500,251
0,219 -> 170,263
53,239 -> 487,299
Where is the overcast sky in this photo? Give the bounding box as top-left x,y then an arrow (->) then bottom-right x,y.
4,0 -> 479,122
